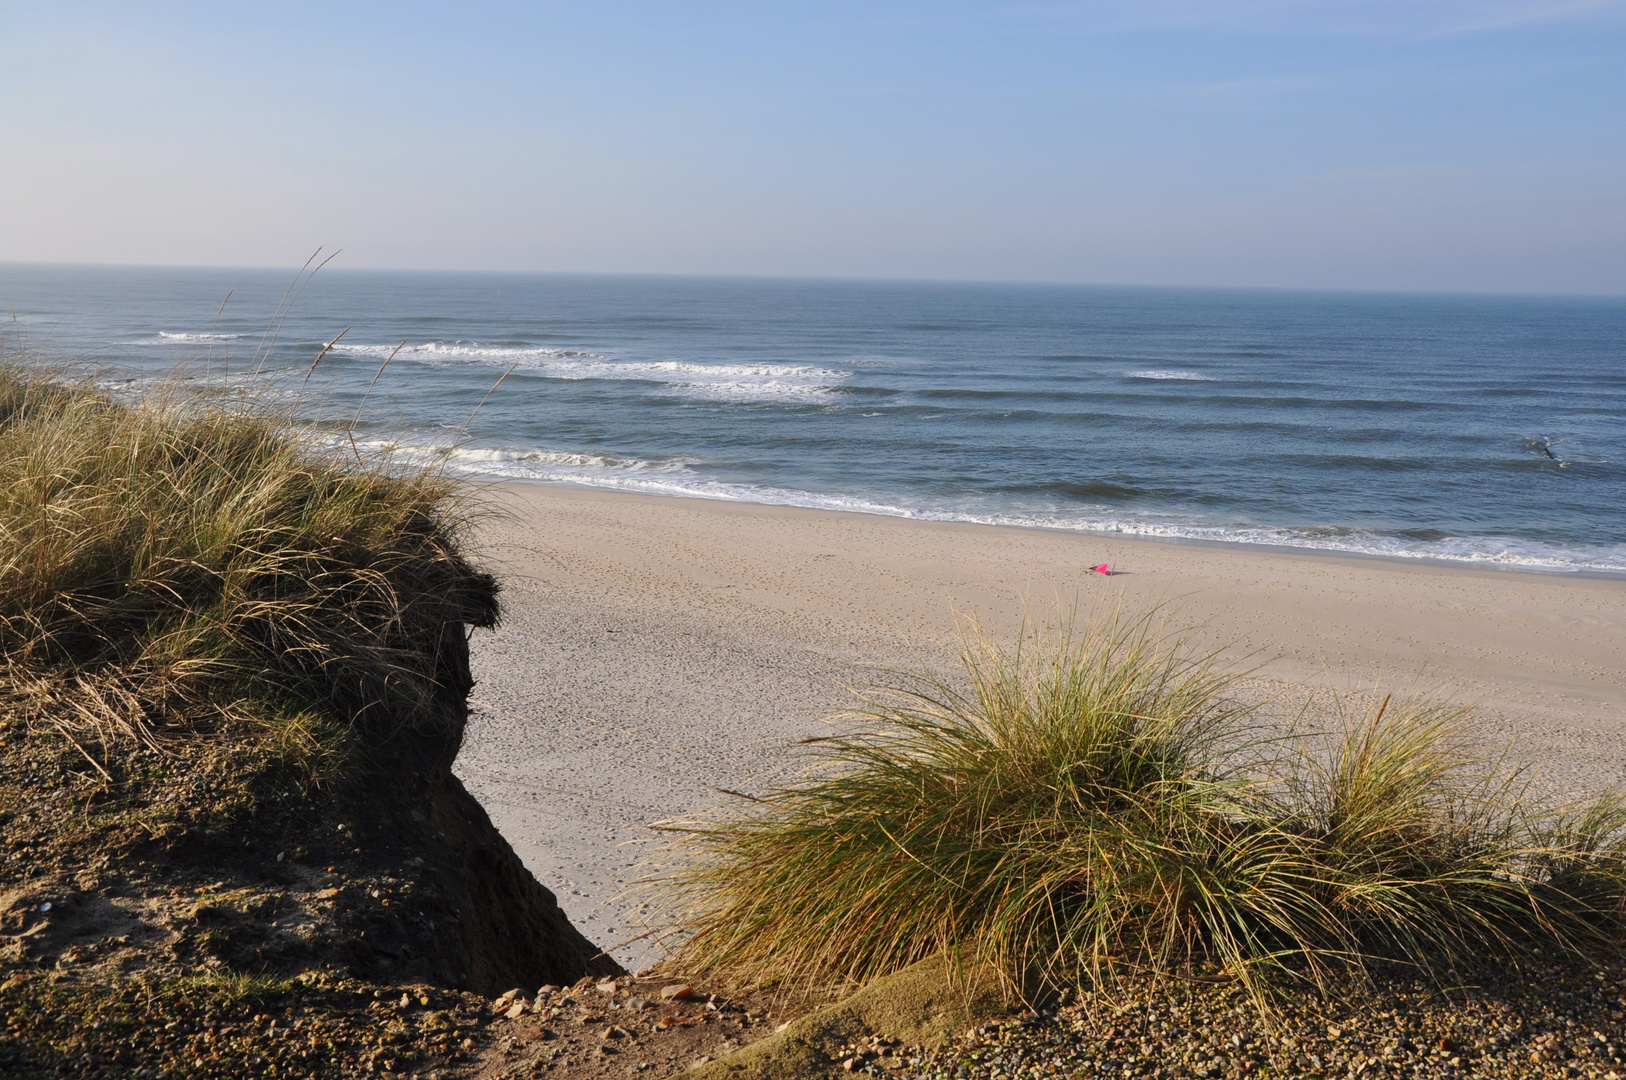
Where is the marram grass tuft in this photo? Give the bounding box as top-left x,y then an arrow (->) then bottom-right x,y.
0,363 -> 497,768
659,612 -> 1626,1003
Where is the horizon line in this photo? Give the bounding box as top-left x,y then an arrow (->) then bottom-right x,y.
3,258 -> 1624,302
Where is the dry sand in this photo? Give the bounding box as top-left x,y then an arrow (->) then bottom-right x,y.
455,482 -> 1626,967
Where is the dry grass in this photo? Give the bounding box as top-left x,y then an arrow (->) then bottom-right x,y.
0,362 -> 497,773
660,612 -> 1626,1004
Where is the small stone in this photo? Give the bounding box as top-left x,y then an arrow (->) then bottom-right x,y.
1327,1026 -> 1343,1039
692,1056 -> 712,1067
843,1057 -> 860,1071
629,997 -> 649,1010
597,979 -> 620,995
538,984 -> 560,996
660,983 -> 695,1001
505,1002 -> 526,1020
399,993 -> 411,1008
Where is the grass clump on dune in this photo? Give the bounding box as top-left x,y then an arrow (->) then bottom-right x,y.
0,363 -> 496,767
662,613 -> 1626,1003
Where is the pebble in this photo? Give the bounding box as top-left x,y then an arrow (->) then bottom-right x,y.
888,960 -> 1626,1080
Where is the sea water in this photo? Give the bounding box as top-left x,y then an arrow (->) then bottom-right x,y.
3,264 -> 1623,573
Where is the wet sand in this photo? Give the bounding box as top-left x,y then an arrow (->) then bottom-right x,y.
455,483 -> 1626,966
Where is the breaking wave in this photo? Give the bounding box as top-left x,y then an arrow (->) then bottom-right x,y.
1124,370 -> 1217,381
338,342 -> 850,402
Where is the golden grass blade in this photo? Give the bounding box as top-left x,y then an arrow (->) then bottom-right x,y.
302,326 -> 350,389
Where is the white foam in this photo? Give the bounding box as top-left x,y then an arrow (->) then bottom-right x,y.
1033,518 -> 1626,573
1124,370 -> 1216,381
444,447 -> 697,474
338,342 -> 599,364
375,440 -> 1626,574
336,342 -> 849,403
155,331 -> 244,342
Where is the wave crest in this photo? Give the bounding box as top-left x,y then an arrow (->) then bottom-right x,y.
1124,370 -> 1216,381
338,342 -> 850,402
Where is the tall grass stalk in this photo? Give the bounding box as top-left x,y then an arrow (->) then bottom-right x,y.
660,613 -> 1626,1003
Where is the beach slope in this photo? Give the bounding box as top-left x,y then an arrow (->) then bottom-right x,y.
459,483 -> 1626,963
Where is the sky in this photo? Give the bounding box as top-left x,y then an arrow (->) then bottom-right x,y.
1,1 -> 1624,293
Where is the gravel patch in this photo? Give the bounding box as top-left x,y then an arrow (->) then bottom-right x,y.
884,960 -> 1626,1080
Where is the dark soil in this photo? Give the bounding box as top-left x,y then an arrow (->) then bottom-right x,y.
0,627 -> 619,1080
465,973 -> 797,1080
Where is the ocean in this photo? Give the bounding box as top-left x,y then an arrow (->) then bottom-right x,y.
4,263 -> 1624,573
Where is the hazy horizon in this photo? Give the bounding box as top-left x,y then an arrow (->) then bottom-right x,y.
8,259 -> 1626,300
4,2 -> 1624,295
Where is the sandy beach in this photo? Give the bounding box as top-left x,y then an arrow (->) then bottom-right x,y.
456,482 -> 1626,966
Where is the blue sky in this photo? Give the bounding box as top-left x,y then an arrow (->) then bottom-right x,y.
2,2 -> 1623,292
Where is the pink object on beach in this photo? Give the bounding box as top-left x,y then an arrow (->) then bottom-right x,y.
1091,564 -> 1111,575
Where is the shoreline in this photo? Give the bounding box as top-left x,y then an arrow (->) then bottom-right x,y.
465,475 -> 1626,580
455,480 -> 1626,965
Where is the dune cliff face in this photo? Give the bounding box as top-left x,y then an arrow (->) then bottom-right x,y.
396,619 -> 626,993
0,597 -> 620,997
